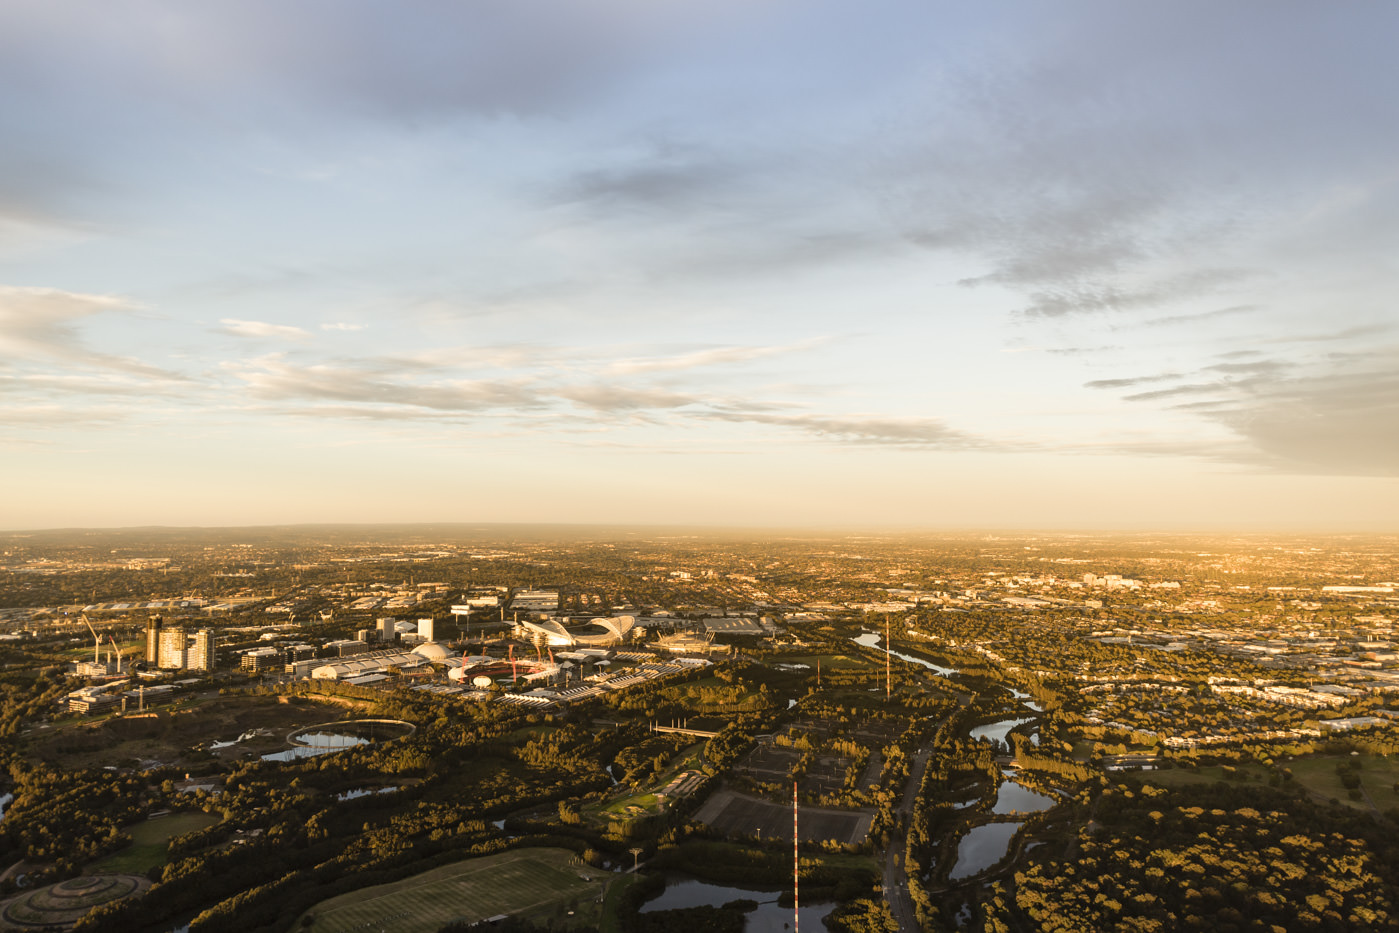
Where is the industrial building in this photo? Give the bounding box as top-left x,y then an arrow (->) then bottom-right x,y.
309,648 -> 433,681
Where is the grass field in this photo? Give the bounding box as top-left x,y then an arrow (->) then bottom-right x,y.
1139,764 -> 1271,789
692,788 -> 873,845
92,812 -> 220,874
1142,755 -> 1399,812
784,654 -> 874,670
1285,754 -> 1399,809
296,847 -> 620,933
587,743 -> 704,825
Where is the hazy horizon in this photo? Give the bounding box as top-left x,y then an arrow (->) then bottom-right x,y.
3,3 -> 1396,531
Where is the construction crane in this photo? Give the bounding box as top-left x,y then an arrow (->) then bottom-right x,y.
106,633 -> 124,673
81,614 -> 101,665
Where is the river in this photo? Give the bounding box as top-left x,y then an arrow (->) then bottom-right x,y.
851,632 -> 959,677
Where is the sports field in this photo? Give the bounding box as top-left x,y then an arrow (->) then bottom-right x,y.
296,848 -> 619,933
693,788 -> 873,845
93,811 -> 221,873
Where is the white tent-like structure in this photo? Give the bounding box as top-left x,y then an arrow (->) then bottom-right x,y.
517,615 -> 636,648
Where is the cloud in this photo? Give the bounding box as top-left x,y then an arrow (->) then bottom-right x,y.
1142,305 -> 1256,328
0,2 -> 711,128
1207,355 -> 1399,476
702,409 -> 983,449
219,318 -> 311,341
1084,373 -> 1182,390
1018,269 -> 1253,318
220,348 -> 995,452
606,338 -> 828,375
559,385 -> 698,412
553,150 -> 751,214
0,285 -> 181,380
881,3 -> 1399,344
1095,345 -> 1399,475
320,322 -> 366,332
0,286 -> 127,356
227,356 -> 542,413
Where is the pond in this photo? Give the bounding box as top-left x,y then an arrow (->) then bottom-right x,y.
336,786 -> 400,801
968,717 -> 1036,749
850,632 -> 959,677
210,729 -> 263,750
262,719 -> 415,762
263,731 -> 367,761
948,822 -> 1022,881
641,876 -> 833,933
990,781 -> 1055,815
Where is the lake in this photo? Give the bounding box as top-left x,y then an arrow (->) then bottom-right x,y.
949,822 -> 1022,881
641,876 -> 833,933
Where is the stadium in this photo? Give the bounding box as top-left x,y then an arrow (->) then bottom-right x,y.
514,615 -> 636,648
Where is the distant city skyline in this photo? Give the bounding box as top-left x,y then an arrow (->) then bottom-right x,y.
2,2 -> 1396,532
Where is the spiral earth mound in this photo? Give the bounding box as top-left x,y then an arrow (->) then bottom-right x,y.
0,873 -> 149,930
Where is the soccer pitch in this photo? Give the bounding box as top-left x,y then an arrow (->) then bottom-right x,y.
296,848 -> 617,933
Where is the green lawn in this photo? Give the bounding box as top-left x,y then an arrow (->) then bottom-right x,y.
92,811 -> 220,874
598,872 -> 643,933
1283,754 -> 1399,809
783,654 -> 875,671
1142,755 -> 1399,812
588,743 -> 705,824
1139,764 -> 1271,789
295,848 -> 619,933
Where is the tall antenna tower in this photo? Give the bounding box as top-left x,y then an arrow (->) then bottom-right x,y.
885,614 -> 891,700
793,780 -> 800,933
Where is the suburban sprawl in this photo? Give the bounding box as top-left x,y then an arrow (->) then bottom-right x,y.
0,526 -> 1397,932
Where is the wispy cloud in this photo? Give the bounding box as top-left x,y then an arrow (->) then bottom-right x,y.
320,322 -> 366,332
606,338 -> 829,376
1084,373 -> 1183,390
702,409 -> 984,449
0,285 -> 181,380
220,319 -> 311,341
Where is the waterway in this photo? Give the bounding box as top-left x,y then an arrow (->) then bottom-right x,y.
641,877 -> 832,933
336,786 -> 400,801
850,632 -> 959,677
262,731 -> 369,762
990,780 -> 1055,815
948,822 -> 1022,881
968,717 -> 1036,749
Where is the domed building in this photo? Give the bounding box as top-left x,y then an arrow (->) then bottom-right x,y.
411,641 -> 451,664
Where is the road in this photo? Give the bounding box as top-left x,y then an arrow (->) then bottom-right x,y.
883,745 -> 933,932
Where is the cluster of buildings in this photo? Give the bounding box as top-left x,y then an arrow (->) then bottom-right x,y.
145,618 -> 216,672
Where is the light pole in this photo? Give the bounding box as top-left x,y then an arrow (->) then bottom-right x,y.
629,846 -> 643,872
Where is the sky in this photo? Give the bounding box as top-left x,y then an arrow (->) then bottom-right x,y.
2,1 -> 1396,532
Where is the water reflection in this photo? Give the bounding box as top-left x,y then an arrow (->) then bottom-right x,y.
641,877 -> 832,933
990,781 -> 1054,815
850,633 -> 959,677
949,822 -> 1022,881
968,717 -> 1035,749
336,786 -> 399,801
262,731 -> 369,762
